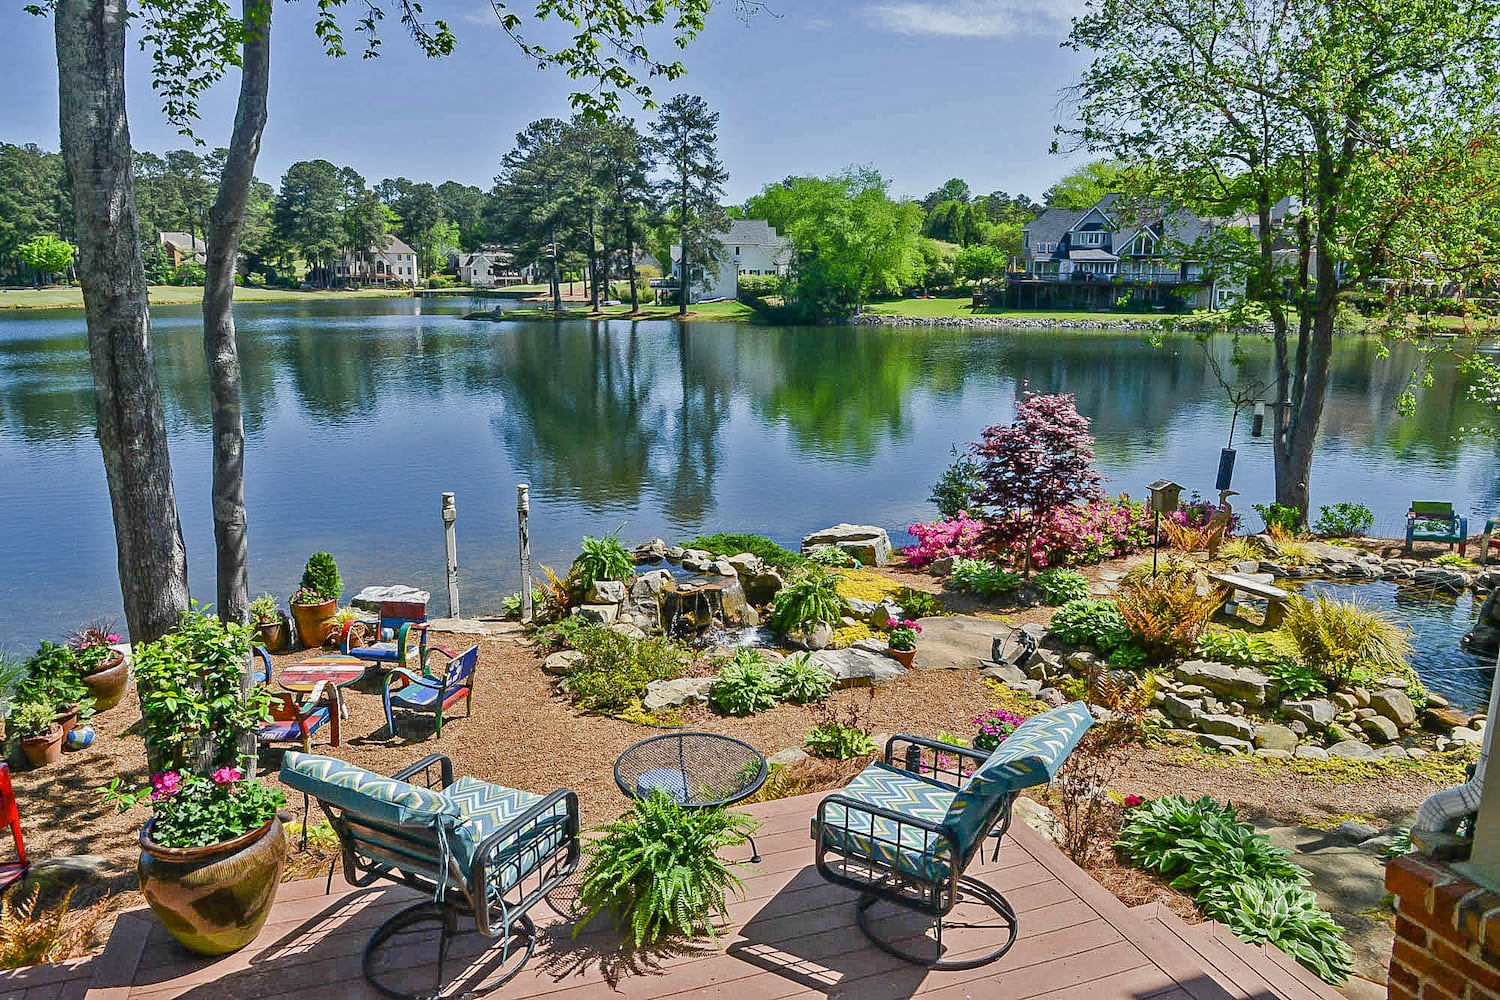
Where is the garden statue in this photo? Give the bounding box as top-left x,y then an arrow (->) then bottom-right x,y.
1206,490 -> 1238,560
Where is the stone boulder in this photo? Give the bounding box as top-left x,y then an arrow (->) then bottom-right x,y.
1198,733 -> 1253,753
1174,660 -> 1272,707
587,580 -> 627,604
787,622 -> 834,651
572,603 -> 618,625
1195,713 -> 1255,741
1414,566 -> 1470,593
1358,716 -> 1399,744
624,570 -> 669,629
543,650 -> 584,676
745,570 -> 785,606
634,538 -> 667,560
1294,745 -> 1329,761
1370,688 -> 1417,729
1254,724 -> 1299,752
809,648 -> 907,688
1281,699 -> 1336,730
350,585 -> 431,613
726,553 -> 763,577
1161,694 -> 1202,722
801,524 -> 893,567
1423,705 -> 1469,732
643,677 -> 715,712
1464,588 -> 1500,660
911,615 -> 1002,670
1328,739 -> 1379,760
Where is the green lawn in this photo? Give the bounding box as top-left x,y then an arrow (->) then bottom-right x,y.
0,285 -> 416,310
864,296 -> 1165,322
496,300 -> 757,323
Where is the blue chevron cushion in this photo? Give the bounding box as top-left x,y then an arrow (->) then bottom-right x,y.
444,776 -> 570,891
813,762 -> 957,881
944,701 -> 1093,852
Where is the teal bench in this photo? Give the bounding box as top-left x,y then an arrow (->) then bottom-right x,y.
1405,501 -> 1468,556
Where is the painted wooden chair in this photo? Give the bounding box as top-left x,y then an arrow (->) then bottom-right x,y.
257,680 -> 340,753
280,751 -> 579,999
383,645 -> 478,738
812,701 -> 1093,969
0,763 -> 28,893
1406,501 -> 1469,555
250,645 -> 274,686
342,602 -> 451,675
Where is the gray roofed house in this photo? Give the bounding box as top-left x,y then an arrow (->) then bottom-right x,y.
664,218 -> 792,304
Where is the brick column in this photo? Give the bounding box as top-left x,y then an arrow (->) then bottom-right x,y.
1387,854 -> 1500,1000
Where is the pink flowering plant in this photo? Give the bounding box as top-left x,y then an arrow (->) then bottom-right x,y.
100,606 -> 283,849
67,619 -> 123,673
973,707 -> 1027,752
904,511 -> 990,568
887,619 -> 922,651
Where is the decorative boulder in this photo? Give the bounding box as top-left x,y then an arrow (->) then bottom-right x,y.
1414,566 -> 1470,593
1327,739 -> 1379,760
643,677 -> 715,712
1195,713 -> 1256,741
787,622 -> 834,651
1198,733 -> 1253,753
1174,660 -> 1272,707
587,580 -> 628,604
1253,724 -> 1299,752
543,650 -> 584,676
1370,688 -> 1417,729
350,585 -> 432,613
635,538 -> 667,560
801,524 -> 893,567
809,648 -> 907,688
573,603 -> 619,625
726,553 -> 763,578
745,570 -> 785,606
1281,699 -> 1336,730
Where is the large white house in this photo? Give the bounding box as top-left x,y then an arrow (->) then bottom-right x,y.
664,219 -> 791,303
459,249 -> 526,288
334,235 -> 420,286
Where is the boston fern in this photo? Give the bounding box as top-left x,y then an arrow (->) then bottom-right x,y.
571,529 -> 636,590
575,790 -> 756,947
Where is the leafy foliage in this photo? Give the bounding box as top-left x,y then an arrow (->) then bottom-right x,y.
1034,568 -> 1091,606
1253,503 -> 1302,535
299,552 -> 342,603
973,707 -> 1026,752
1192,630 -> 1284,668
563,624 -> 689,714
571,529 -> 635,590
947,558 -> 1021,598
1107,643 -> 1150,670
0,885 -> 105,970
887,619 -> 922,652
929,444 -> 983,518
684,533 -> 805,571
1268,595 -> 1413,690
894,587 -> 946,618
1312,503 -> 1375,538
576,791 -> 755,947
1434,553 -> 1476,568
972,391 -> 1106,575
1265,660 -> 1327,701
771,653 -> 835,704
709,650 -> 781,716
8,701 -> 57,740
768,567 -> 846,634
16,641 -> 88,713
1049,599 -> 1128,652
1114,577 -> 1226,659
804,721 -> 877,760
248,593 -> 280,626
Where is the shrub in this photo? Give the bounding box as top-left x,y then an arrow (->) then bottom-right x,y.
1034,568 -> 1090,606
804,721 -> 876,760
1192,630 -> 1284,668
987,495 -> 1155,571
248,594 -> 280,626
17,641 -> 88,713
1218,537 -> 1264,564
1159,518 -> 1224,553
972,391 -> 1107,575
1312,502 -> 1375,538
683,533 -> 805,571
532,614 -> 597,652
928,444 -> 983,519
773,653 -> 834,704
1049,599 -> 1128,653
576,790 -> 755,946
904,512 -> 989,569
709,650 -> 781,716
1115,576 -> 1226,659
1172,494 -> 1242,535
1252,502 -> 1301,534
565,625 -> 689,714
769,567 -> 846,634
571,529 -> 635,590
1434,553 -> 1476,568
947,558 -> 1021,598
1268,594 -> 1413,691
1107,643 -> 1150,670
736,273 -> 782,300
894,587 -> 945,618
299,552 -> 342,603
8,701 -> 56,740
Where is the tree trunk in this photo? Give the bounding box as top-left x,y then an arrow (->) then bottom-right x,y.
56,0 -> 190,644
202,0 -> 270,626
678,169 -> 689,317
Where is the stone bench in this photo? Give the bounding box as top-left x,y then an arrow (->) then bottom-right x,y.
1208,572 -> 1291,627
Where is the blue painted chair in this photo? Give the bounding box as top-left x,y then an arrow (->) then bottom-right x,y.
280,751 -> 579,999
1405,501 -> 1469,556
257,681 -> 340,754
342,601 -> 450,675
383,645 -> 478,738
250,645 -> 274,686
812,701 -> 1093,970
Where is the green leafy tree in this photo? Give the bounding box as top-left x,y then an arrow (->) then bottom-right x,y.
651,94 -> 731,315
16,234 -> 75,285
923,199 -> 987,246
1043,160 -> 1131,209
436,180 -> 486,251
593,117 -> 657,313
921,177 -> 971,213
0,143 -> 71,283
956,243 -> 1006,287
271,159 -> 346,284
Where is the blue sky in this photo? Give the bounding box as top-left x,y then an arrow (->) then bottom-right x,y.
0,1 -> 1090,203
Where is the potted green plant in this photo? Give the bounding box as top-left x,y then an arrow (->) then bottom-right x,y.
289,552 -> 342,649
886,618 -> 922,668
248,594 -> 289,653
17,641 -> 91,735
102,606 -> 286,956
69,620 -> 130,713
11,701 -> 64,768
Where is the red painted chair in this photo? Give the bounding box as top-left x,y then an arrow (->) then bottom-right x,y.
341,601 -> 451,675
0,763 -> 28,892
257,681 -> 341,754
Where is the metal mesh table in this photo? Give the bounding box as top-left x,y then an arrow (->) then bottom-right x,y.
614,732 -> 768,861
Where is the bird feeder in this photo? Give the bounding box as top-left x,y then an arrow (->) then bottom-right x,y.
1147,479 -> 1184,515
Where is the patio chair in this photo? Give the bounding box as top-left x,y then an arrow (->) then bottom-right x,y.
280,751 -> 579,999
257,680 -> 340,753
250,645 -> 274,686
383,644 -> 478,738
812,701 -> 1094,970
342,601 -> 452,674
0,763 -> 28,893
1405,501 -> 1468,556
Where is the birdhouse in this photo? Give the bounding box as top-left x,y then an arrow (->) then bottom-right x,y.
1147,479 -> 1184,515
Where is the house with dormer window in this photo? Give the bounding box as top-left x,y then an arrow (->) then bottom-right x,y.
1007,194 -> 1231,310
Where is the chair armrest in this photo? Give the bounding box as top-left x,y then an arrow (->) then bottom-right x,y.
299,679 -> 332,713
884,734 -> 988,790
384,667 -> 440,693
340,620 -> 367,654
390,754 -> 454,791
472,788 -> 580,862
468,788 -> 580,936
815,793 -> 960,859
252,646 -> 273,686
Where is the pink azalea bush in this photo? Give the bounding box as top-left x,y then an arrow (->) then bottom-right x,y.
907,498 -> 1154,574
904,511 -> 989,568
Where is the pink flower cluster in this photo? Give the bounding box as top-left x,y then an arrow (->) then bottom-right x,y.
151,770 -> 181,802
990,497 -> 1154,570
904,511 -> 988,568
212,766 -> 244,786
105,633 -> 121,644
1123,794 -> 1145,808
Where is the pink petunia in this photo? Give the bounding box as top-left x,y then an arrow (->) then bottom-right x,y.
211,766 -> 244,786
151,771 -> 182,800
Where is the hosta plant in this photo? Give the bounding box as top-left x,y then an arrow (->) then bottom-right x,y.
576,790 -> 756,947
1033,568 -> 1090,606
1048,598 -> 1128,653
772,653 -> 834,704
709,650 -> 781,716
804,720 -> 877,760
947,558 -> 1021,598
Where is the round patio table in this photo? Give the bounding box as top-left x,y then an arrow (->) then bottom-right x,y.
279,655 -> 367,719
614,731 -> 768,862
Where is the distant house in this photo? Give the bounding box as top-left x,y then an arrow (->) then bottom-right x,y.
159,232 -> 207,268
459,249 -> 525,288
334,235 -> 420,286
660,219 -> 792,303
1009,195 -> 1233,310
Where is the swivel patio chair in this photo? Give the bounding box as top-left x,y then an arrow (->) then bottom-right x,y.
257,681 -> 340,754
1405,501 -> 1469,556
812,701 -> 1093,970
342,601 -> 452,675
383,644 -> 478,738
280,751 -> 579,999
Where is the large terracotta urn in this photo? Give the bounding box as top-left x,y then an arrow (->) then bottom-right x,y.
81,651 -> 130,713
290,599 -> 337,650
138,816 -> 287,955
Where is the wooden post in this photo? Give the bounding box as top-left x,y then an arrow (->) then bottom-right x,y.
518,485 -> 534,623
442,492 -> 459,619
1460,654 -> 1500,885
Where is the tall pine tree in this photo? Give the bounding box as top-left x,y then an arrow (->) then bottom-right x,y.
651,95 -> 729,315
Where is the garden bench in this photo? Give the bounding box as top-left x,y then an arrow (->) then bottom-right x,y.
811,701 -> 1093,969
1405,501 -> 1468,556
1208,572 -> 1290,627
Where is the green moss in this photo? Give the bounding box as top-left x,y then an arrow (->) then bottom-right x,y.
682,533 -> 806,571
982,676 -> 1046,717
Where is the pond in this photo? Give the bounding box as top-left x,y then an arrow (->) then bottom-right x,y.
1,295 -> 1497,652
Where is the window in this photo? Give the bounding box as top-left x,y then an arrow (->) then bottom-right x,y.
735,246 -> 741,256
1131,235 -> 1156,256
1076,230 -> 1107,247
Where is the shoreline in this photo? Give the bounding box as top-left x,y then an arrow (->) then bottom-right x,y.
0,286 -> 421,311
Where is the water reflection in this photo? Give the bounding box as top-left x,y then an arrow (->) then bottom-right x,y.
0,297 -> 1496,641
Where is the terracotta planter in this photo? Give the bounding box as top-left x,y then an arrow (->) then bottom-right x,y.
290,599 -> 337,650
139,816 -> 286,956
20,726 -> 64,768
887,645 -> 917,669
53,704 -> 79,736
254,615 -> 290,654
81,651 -> 130,713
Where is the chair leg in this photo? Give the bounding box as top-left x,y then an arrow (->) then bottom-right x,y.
435,709 -> 443,739
854,875 -> 1018,971
363,901 -> 536,1000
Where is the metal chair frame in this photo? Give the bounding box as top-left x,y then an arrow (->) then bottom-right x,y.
307,753 -> 580,1000
383,645 -> 477,738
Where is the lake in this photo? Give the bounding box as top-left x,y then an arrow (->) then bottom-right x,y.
2,295 -> 1497,676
